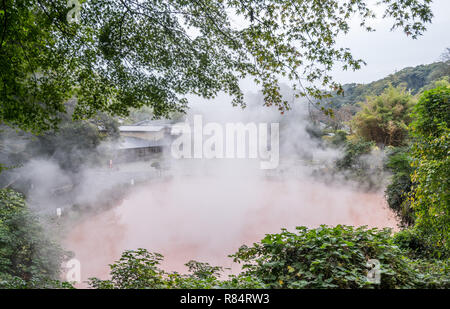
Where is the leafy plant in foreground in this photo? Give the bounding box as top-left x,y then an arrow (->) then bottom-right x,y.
88,248 -> 267,289
0,189 -> 71,288
409,86 -> 450,257
90,226 -> 450,289
230,225 -> 419,289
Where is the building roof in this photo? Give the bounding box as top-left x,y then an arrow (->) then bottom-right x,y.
133,119 -> 173,126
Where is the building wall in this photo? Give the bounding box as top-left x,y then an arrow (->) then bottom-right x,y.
115,146 -> 163,163
120,130 -> 165,141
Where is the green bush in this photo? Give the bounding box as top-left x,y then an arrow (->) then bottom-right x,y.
393,229 -> 435,259
409,259 -> 450,289
231,225 -> 419,289
409,86 -> 450,257
88,248 -> 267,289
350,86 -> 415,147
384,147 -> 414,226
411,86 -> 449,138
89,226 -> 449,289
334,139 -> 387,190
322,130 -> 348,147
394,229 -> 450,287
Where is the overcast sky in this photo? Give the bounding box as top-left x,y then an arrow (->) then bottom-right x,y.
331,0 -> 450,84
192,0 -> 450,107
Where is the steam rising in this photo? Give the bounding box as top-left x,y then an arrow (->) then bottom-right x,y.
63,87 -> 397,285
65,177 -> 397,284
2,85 -> 398,286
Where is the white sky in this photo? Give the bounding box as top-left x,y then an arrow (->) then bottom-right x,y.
331,0 -> 450,84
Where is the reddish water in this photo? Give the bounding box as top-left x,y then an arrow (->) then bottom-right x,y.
64,177 -> 397,286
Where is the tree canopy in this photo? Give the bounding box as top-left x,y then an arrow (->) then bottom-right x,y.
0,0 -> 434,133
409,86 -> 449,257
350,86 -> 415,147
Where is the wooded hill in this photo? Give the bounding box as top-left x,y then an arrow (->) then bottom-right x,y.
329,61 -> 450,108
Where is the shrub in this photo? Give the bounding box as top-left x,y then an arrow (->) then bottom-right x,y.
0,189 -> 69,288
350,86 -> 415,147
88,248 -> 267,289
335,139 -> 374,171
90,226 -> 449,289
393,229 -> 434,259
384,147 -> 414,226
409,259 -> 450,289
230,225 -> 419,289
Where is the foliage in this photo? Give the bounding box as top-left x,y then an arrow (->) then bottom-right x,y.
88,248 -> 267,289
323,130 -> 348,147
122,106 -> 154,125
411,86 -> 450,138
304,124 -> 325,140
408,258 -> 450,288
151,162 -> 161,169
335,139 -> 374,170
88,249 -> 166,289
408,86 -> 450,257
350,86 -> 415,146
86,226 -> 450,289
19,100 -> 119,172
327,61 -> 449,108
25,121 -> 101,172
393,229 -> 436,259
332,138 -> 391,190
230,225 -> 422,289
384,147 -> 414,226
95,112 -> 120,140
441,48 -> 450,62
0,125 -> 29,177
394,229 -> 450,287
420,76 -> 450,92
320,105 -> 358,130
0,188 -> 70,288
0,0 -> 434,133
0,274 -> 74,289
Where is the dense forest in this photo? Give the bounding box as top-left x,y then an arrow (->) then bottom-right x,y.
328,60 -> 450,108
